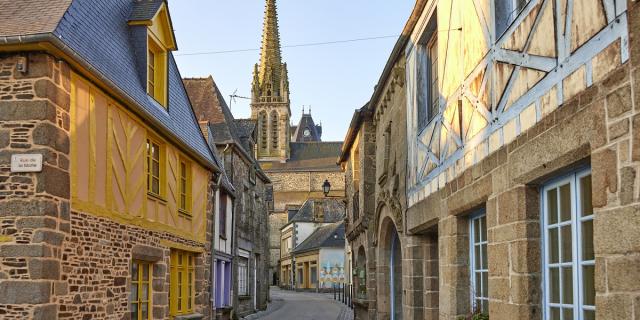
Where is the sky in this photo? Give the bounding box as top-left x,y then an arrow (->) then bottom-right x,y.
169,0 -> 415,141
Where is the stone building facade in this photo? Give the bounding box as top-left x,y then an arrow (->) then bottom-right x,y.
184,77 -> 271,318
0,1 -> 221,319
343,0 -> 640,319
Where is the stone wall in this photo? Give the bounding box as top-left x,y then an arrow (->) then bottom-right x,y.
0,52 -> 72,319
219,146 -> 270,316
402,2 -> 640,317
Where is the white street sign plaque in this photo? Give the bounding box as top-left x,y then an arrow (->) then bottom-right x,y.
10,154 -> 43,173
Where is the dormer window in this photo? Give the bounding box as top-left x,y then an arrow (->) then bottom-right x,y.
147,35 -> 167,106
129,0 -> 177,109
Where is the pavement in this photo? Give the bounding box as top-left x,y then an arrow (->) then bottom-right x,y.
243,286 -> 354,320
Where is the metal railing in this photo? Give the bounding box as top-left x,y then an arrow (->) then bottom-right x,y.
333,283 -> 354,309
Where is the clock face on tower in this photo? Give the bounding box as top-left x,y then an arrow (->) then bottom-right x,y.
303,129 -> 311,137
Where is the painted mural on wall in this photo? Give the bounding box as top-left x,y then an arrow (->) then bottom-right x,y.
318,249 -> 345,287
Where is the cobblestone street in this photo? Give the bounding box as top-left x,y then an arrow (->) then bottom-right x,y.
244,287 -> 353,320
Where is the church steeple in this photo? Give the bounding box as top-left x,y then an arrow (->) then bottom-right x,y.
251,0 -> 291,162
252,0 -> 289,103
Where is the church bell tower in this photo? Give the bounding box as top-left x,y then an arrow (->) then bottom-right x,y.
251,0 -> 291,162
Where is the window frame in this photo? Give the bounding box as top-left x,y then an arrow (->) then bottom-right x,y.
219,193 -> 227,240
146,137 -> 164,198
494,0 -> 532,41
416,13 -> 439,132
147,33 -> 168,107
178,157 -> 192,215
469,210 -> 489,314
541,168 -> 595,320
131,260 -> 152,320
170,250 -> 196,316
238,256 -> 249,296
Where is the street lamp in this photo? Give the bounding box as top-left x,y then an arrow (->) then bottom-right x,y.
322,179 -> 331,197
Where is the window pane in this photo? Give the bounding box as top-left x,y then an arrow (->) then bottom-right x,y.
152,161 -> 160,177
152,144 -> 159,160
550,267 -> 560,303
481,243 -> 488,269
474,219 -> 481,243
475,272 -> 482,297
131,284 -> 138,301
475,245 -> 481,270
142,264 -> 149,281
549,228 -> 559,263
481,272 -> 488,298
580,175 -> 593,217
480,216 -> 486,242
550,307 -> 560,320
562,267 -> 573,304
141,302 -> 148,320
561,225 -> 572,263
581,219 -> 594,261
559,184 -> 571,222
142,284 -> 148,300
131,303 -> 138,320
583,264 -> 595,306
132,263 -> 139,281
152,178 -> 159,195
584,309 -> 595,320
562,308 -> 573,320
547,188 -> 558,224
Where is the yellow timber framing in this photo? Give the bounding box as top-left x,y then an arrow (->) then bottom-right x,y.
70,72 -> 207,243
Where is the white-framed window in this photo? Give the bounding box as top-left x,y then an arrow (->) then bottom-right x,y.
238,256 -> 249,296
495,0 -> 531,39
542,169 -> 595,320
469,211 -> 488,314
416,15 -> 439,131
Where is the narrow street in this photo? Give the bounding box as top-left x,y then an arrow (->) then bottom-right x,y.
244,287 -> 353,320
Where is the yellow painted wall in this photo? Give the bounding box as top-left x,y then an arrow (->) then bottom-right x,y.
70,72 -> 208,242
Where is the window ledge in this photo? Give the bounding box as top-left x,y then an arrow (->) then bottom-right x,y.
147,192 -> 167,203
178,209 -> 193,219
174,313 -> 204,320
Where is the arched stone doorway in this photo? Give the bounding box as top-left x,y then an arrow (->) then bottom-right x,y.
377,212 -> 403,320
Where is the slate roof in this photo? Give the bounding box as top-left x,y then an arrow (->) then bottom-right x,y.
0,0 -> 216,168
292,222 -> 345,254
292,113 -> 322,142
261,142 -> 343,172
289,198 -> 345,224
129,0 -> 165,22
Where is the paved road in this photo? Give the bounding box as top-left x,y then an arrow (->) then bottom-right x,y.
244,287 -> 353,320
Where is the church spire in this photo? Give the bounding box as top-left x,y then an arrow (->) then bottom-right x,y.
252,0 -> 289,101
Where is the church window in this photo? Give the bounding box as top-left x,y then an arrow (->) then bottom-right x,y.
259,111 -> 268,151
271,111 -> 279,150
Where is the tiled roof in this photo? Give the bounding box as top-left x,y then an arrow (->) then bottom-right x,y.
261,142 -> 342,172
293,222 -> 345,253
0,0 -> 72,37
234,119 -> 256,139
289,198 -> 345,224
184,77 -> 241,146
129,0 -> 164,22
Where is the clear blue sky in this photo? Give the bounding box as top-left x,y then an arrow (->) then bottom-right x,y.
169,0 -> 415,141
